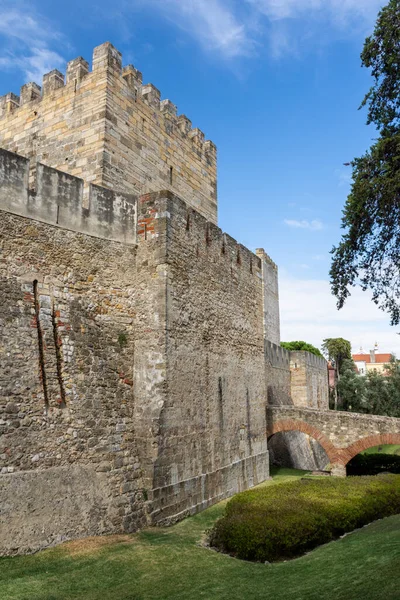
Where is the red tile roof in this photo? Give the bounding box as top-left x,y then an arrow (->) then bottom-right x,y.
352,353 -> 392,364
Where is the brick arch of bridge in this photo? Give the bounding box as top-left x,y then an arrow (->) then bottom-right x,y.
267,419 -> 340,465
268,419 -> 400,472
338,433 -> 400,466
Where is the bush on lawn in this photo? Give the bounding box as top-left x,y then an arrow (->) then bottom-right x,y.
347,453 -> 400,476
209,474 -> 400,563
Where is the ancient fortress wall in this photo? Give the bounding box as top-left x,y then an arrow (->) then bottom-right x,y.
0,41 -> 329,554
289,351 -> 329,410
265,345 -> 330,470
0,42 -> 217,224
0,151 -> 268,553
136,192 -> 269,523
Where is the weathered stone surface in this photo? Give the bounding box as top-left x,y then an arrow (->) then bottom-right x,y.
0,465 -> 117,555
0,41 -> 337,557
0,180 -> 273,554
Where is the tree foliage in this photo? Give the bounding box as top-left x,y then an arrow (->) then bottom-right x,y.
337,359 -> 367,412
280,340 -> 323,358
330,0 -> 400,325
321,338 -> 352,371
337,356 -> 400,417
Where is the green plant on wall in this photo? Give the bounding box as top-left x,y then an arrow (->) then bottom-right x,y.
118,332 -> 128,348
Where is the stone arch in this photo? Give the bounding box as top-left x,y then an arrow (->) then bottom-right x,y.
267,419 -> 340,466
338,433 -> 400,466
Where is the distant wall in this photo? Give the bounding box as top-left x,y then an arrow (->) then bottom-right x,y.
266,348 -> 330,471
290,351 -> 329,409
0,42 -> 217,223
264,341 -> 292,406
256,250 -> 280,346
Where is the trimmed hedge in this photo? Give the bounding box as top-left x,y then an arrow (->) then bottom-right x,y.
209,474 -> 400,562
347,453 -> 400,476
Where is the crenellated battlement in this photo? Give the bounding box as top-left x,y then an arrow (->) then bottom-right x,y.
0,42 -> 217,224
0,42 -> 216,162
0,148 -> 258,281
137,190 -> 263,281
0,148 -> 137,244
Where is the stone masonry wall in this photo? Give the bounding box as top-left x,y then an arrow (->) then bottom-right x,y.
0,210 -> 151,554
265,346 -> 330,471
256,249 -> 280,346
0,153 -> 169,554
0,152 -> 273,553
136,191 -> 269,524
0,42 -> 217,223
290,351 -> 329,409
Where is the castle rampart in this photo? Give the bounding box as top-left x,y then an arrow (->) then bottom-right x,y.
0,41 -> 331,555
0,42 -> 217,224
0,151 -> 269,553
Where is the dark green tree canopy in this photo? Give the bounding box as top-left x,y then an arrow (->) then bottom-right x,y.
361,0 -> 400,132
321,338 -> 352,371
331,0 -> 400,325
280,341 -> 323,358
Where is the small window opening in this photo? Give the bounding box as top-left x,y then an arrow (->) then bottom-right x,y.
169,166 -> 173,185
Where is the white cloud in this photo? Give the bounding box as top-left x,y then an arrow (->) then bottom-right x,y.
0,4 -> 65,82
140,0 -> 255,59
279,275 -> 400,357
284,218 -> 324,230
248,0 -> 384,23
135,0 -> 385,60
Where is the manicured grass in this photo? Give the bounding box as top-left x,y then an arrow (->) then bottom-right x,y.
1,469 -> 399,600
363,444 -> 400,455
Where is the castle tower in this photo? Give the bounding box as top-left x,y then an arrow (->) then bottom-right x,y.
0,42 -> 217,224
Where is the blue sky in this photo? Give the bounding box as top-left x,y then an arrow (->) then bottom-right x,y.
1,0 -> 398,356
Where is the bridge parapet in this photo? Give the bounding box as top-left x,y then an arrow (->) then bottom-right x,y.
267,405 -> 400,475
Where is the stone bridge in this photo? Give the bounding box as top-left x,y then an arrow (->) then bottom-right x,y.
267,406 -> 400,476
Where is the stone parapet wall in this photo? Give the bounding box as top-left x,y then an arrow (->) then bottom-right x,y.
0,148 -> 137,244
289,351 -> 329,409
0,42 -> 217,223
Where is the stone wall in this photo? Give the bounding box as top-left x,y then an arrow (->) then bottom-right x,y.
0,208 -> 152,555
0,148 -> 137,244
290,351 -> 329,409
265,346 -> 330,471
256,250 -> 280,346
136,191 -> 269,524
0,42 -> 217,224
0,154 -> 271,553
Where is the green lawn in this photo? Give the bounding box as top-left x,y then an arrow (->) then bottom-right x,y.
363,444 -> 400,455
1,468 -> 399,600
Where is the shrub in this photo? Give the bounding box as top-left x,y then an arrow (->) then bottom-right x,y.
347,453 -> 400,476
209,475 -> 400,562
